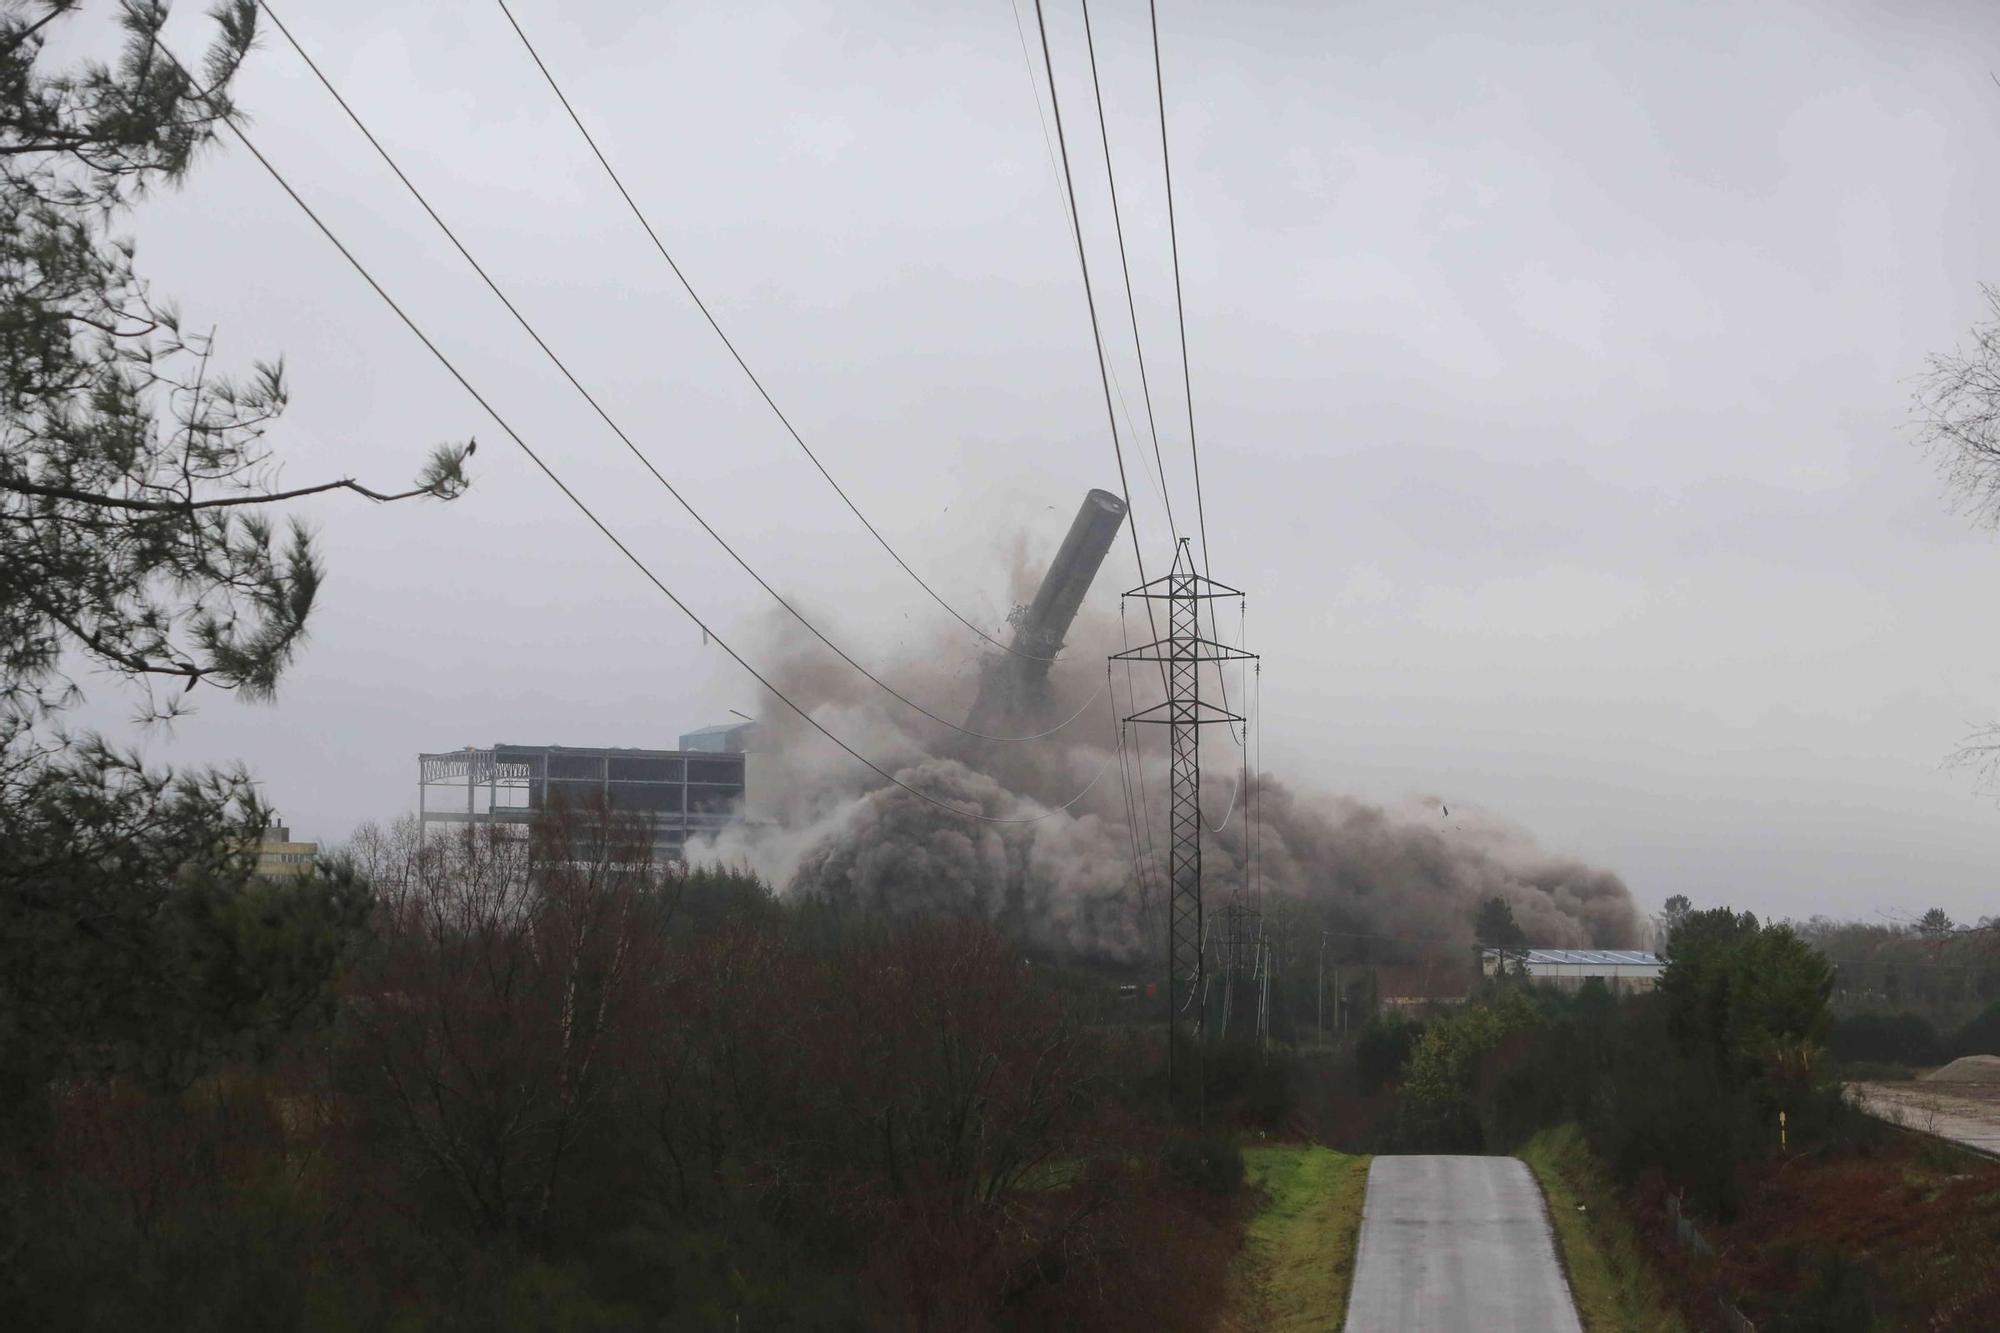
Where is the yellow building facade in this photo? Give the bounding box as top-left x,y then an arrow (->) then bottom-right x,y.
253,823 -> 318,879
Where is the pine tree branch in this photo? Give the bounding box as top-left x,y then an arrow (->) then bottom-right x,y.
1,472 -> 449,510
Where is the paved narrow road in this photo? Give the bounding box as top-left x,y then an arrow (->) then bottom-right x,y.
1342,1154 -> 1582,1333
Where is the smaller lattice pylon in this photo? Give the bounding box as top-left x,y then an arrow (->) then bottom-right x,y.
1215,896 -> 1262,1041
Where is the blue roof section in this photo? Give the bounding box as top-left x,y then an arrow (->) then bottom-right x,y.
1517,949 -> 1660,966
679,721 -> 755,753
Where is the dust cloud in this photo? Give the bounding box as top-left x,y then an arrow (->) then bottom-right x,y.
689,563 -> 1641,962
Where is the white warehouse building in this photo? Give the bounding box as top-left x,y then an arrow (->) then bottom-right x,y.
1478,948 -> 1664,994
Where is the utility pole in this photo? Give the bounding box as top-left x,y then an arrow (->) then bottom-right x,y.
1259,912 -> 1272,1051
1113,538 -> 1256,1121
1258,936 -> 1272,1056
1317,932 -> 1327,1046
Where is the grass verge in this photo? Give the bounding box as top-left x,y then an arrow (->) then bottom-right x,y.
1519,1124 -> 1687,1333
1216,1144 -> 1370,1332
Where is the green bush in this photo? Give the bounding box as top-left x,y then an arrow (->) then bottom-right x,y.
1354,1015 -> 1423,1092
1392,989 -> 1539,1152
1827,1011 -> 1941,1067
1203,1039 -> 1300,1129
1833,1060 -> 1914,1082
1950,1000 -> 2000,1058
1162,1133 -> 1244,1197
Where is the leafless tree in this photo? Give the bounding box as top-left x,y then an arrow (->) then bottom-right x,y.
344,808 -> 673,1237
1917,285 -> 2000,529
1916,287 -> 2000,787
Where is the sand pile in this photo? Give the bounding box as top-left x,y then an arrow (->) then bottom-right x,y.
1921,1055 -> 2000,1083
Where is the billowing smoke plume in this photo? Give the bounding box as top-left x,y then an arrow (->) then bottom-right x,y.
690,546 -> 1640,961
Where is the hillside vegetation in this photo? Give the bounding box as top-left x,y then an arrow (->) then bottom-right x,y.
1217,1145 -> 1370,1332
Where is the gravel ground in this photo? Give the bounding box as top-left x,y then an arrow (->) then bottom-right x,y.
1847,1081 -> 2000,1157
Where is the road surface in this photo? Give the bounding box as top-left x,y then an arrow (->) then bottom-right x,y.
1342,1154 -> 1582,1333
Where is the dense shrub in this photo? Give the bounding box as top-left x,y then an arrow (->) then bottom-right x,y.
1474,983 -> 1619,1150
1950,1000 -> 2000,1058
1372,907 -> 1847,1220
1827,1011 -> 1942,1067
1759,1251 -> 1877,1332
1161,1133 -> 1244,1197
1391,988 -> 1539,1152
1832,1060 -> 1914,1082
1354,1013 -> 1425,1092
1203,1039 -> 1300,1129
0,820 -> 1240,1331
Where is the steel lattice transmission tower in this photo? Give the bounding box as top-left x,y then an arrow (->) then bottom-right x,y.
1113,538 -> 1256,1112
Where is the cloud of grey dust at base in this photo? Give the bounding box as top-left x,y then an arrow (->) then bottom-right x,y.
687,541 -> 1640,961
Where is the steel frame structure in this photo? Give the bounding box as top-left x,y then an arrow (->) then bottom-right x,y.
416,743 -> 745,861
1112,538 -> 1256,1115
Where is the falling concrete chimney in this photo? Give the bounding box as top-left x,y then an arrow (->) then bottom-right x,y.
964,487 -> 1127,737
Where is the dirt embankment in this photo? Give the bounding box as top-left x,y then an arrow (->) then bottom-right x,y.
1923,1055 -> 2000,1084
1707,1142 -> 2000,1329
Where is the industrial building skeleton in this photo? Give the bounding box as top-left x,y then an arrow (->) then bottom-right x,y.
417,742 -> 746,862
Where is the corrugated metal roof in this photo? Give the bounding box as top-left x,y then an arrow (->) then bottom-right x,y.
1517,949 -> 1661,967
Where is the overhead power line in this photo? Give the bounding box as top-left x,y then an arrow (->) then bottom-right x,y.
1253,659 -> 1263,912
1120,660 -> 1168,908
257,2 -> 1089,747
1028,0 -> 1156,606
1118,595 -> 1165,906
489,0 -> 1062,666
1145,0 -> 1240,746
1007,0 -> 1074,231
1148,0 -> 1210,585
147,37 -> 1114,826
1004,0 -> 1174,525
1078,0 -> 1176,545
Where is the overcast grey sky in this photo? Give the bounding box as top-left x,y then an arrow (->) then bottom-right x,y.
83,0 -> 2000,925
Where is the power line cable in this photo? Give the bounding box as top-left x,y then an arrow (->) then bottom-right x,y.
1147,0 -> 1211,585
1119,596 -> 1165,895
1078,0 -> 1177,542
1181,912 -> 1212,1014
1007,0 -> 1075,235
1118,729 -> 1154,901
1253,659 -> 1263,914
1029,0 -> 1170,671
1145,0 -> 1240,743
1004,0 -> 1173,526
1232,608 -> 1248,844
491,0 -> 1061,665
1110,665 -> 1158,916
1201,771 -> 1240,834
1202,637 -> 1243,832
1110,672 -> 1143,881
258,2 -> 1091,747
146,37 -> 1111,826
1113,666 -> 1162,908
